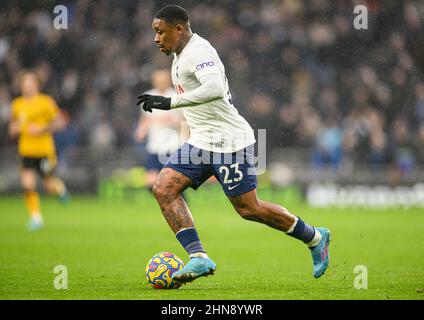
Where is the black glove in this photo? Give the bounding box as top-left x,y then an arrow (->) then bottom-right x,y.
136,94 -> 171,113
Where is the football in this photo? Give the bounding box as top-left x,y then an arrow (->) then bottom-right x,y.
145,252 -> 185,289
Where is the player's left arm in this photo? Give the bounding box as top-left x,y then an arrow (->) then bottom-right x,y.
46,111 -> 66,133
28,97 -> 66,135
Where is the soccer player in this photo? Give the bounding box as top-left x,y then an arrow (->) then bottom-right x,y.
9,71 -> 68,231
137,5 -> 331,283
134,69 -> 186,191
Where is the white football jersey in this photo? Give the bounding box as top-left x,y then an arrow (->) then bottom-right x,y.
170,33 -> 256,153
144,88 -> 185,155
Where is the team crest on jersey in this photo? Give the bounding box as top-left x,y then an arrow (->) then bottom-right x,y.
196,61 -> 215,70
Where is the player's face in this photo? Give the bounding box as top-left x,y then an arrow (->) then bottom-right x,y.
152,18 -> 182,56
20,74 -> 39,97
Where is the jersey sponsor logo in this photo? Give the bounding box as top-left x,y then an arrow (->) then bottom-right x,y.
196,61 -> 215,70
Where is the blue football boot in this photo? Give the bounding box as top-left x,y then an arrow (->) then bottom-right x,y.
59,191 -> 70,205
310,227 -> 331,278
172,256 -> 216,283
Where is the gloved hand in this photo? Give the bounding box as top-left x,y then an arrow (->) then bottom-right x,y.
136,94 -> 171,113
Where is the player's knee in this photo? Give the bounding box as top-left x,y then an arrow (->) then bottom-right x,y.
152,182 -> 176,205
234,204 -> 260,221
230,195 -> 262,220
22,180 -> 36,192
43,179 -> 53,193
151,182 -> 163,199
237,207 -> 254,220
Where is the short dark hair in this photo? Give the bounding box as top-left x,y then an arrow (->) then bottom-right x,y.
155,5 -> 189,25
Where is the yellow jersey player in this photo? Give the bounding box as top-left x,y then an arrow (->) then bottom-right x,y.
9,71 -> 69,231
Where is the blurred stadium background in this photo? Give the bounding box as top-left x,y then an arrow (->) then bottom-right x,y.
0,0 -> 424,206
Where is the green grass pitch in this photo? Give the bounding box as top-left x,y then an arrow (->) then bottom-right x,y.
1,187 -> 424,300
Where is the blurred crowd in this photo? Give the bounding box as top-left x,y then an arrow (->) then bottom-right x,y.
1,0 -> 424,173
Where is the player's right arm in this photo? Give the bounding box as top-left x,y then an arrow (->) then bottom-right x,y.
9,99 -> 21,138
170,72 -> 224,109
137,71 -> 224,113
137,48 -> 226,112
8,120 -> 21,138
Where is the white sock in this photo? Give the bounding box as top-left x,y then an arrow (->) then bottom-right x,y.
31,213 -> 43,224
307,228 -> 322,248
189,252 -> 209,259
